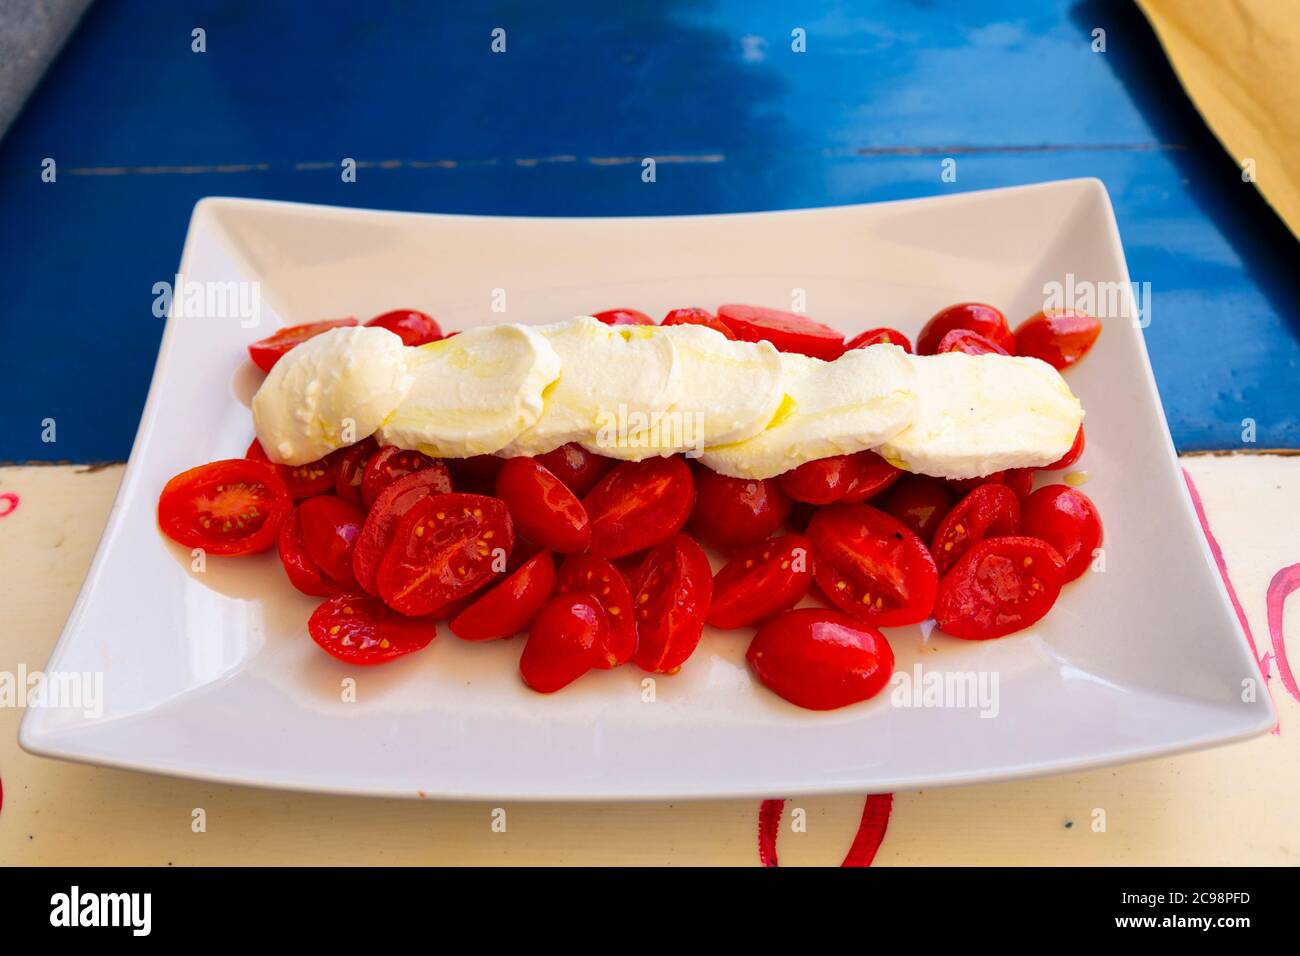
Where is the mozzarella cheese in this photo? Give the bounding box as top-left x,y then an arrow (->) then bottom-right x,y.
877,352 -> 1083,479
700,344 -> 918,479
251,325 -> 413,465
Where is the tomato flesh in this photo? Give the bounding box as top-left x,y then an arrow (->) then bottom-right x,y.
631,534 -> 714,673
361,446 -> 451,509
1020,485 -> 1102,582
450,551 -> 556,641
495,458 -> 591,553
747,608 -> 895,711
308,592 -> 436,665
778,451 -> 899,506
930,483 -> 1021,577
245,439 -> 342,499
334,437 -> 378,509
298,495 -> 365,587
157,458 -> 291,556
534,443 -> 614,497
880,475 -> 954,541
592,308 -> 656,326
583,456 -> 694,558
936,328 -> 1010,355
844,327 -> 912,353
1014,310 -> 1101,370
688,469 -> 791,550
365,309 -> 443,346
934,536 -> 1065,640
916,303 -> 1013,355
716,304 -> 845,360
248,318 -> 357,373
519,593 -> 608,692
708,534 -> 813,629
278,506 -> 343,597
661,307 -> 735,339
352,468 -> 463,594
556,554 -> 636,667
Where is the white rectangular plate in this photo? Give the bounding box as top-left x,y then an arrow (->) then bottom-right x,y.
21,181 -> 1275,799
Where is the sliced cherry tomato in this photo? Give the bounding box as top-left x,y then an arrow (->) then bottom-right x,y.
365,309 -> 443,346
807,504 -> 938,627
534,443 -> 614,497
361,446 -> 451,509
936,328 -> 1010,355
689,469 -> 791,550
716,304 -> 845,359
661,307 -> 736,339
747,608 -> 895,711
1003,468 -> 1035,498
592,308 -> 656,326
916,303 -> 1013,355
583,456 -> 694,559
930,483 -> 1021,577
1014,310 -> 1101,370
278,506 -> 343,597
247,318 -> 357,373
334,437 -> 379,509
1043,425 -> 1085,470
708,534 -> 813,629
158,459 -> 291,556
841,452 -> 903,503
352,468 -> 461,594
934,536 -> 1065,640
880,475 -> 953,541
298,495 -> 365,586
450,551 -> 556,641
778,451 -> 900,505
308,592 -> 436,665
631,534 -> 714,673
495,458 -> 591,553
375,493 -> 514,616
556,554 -> 636,667
844,327 -> 912,353
1020,485 -> 1102,582
246,438 -> 342,499
945,472 -> 1005,495
519,593 -> 608,692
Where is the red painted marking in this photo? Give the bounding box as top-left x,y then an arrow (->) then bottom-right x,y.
757,799 -> 784,867
841,793 -> 894,867
0,492 -> 18,519
1266,564 -> 1300,705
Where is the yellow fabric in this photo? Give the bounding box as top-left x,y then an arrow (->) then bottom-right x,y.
1136,0 -> 1300,237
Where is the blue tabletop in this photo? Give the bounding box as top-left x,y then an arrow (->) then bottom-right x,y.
2,0 -> 1297,462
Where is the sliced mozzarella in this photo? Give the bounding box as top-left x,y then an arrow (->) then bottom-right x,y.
252,325 -> 413,465
375,324 -> 561,458
877,352 -> 1083,479
700,344 -> 917,479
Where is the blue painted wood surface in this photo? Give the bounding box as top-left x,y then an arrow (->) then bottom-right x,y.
1,0 -> 1296,461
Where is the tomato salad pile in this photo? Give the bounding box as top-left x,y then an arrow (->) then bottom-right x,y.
157,302 -> 1102,711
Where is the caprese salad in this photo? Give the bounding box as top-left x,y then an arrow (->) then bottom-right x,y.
156,303 -> 1102,710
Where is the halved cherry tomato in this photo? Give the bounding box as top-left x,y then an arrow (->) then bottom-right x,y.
556,554 -> 636,667
278,506 -> 343,597
583,456 -> 694,558
840,452 -> 903,503
593,308 -> 656,326
247,318 -> 357,373
450,551 -> 556,641
365,309 -> 443,346
708,534 -> 813,629
631,534 -> 714,673
747,608 -> 894,711
844,327 -> 912,353
375,493 -> 514,616
352,468 -> 461,594
661,307 -> 736,339
936,328 -> 1010,355
519,593 -> 608,692
298,495 -> 365,586
930,483 -> 1021,577
916,303 -> 1014,355
934,536 -> 1065,640
778,451 -> 900,505
158,458 -> 291,556
308,592 -> 436,665
807,504 -> 938,627
334,437 -> 378,509
495,458 -> 591,553
1043,425 -> 1085,470
880,475 -> 953,541
945,472 -> 1004,495
1003,468 -> 1035,498
246,438 -> 342,499
535,443 -> 614,497
360,446 -> 451,509
717,304 -> 845,360
689,469 -> 791,550
1020,485 -> 1102,582
1014,310 -> 1101,370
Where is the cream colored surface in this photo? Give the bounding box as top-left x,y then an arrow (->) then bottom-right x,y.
0,456 -> 1295,865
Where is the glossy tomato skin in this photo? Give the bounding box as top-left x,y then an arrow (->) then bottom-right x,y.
495,458 -> 591,553
936,328 -> 1010,355
844,327 -> 912,353
934,536 -> 1065,640
157,458 -> 291,556
1014,310 -> 1101,370
1043,426 -> 1085,471
375,493 -> 514,616
930,483 -> 1021,577
916,303 -> 1014,355
308,592 -> 435,665
519,593 -> 608,692
708,534 -> 813,629
716,304 -> 845,360
880,475 -> 954,541
365,309 -> 443,346
631,534 -> 714,674
688,469 -> 791,550
592,308 -> 656,326
661,307 -> 735,339
534,443 -> 614,497
352,468 -> 464,594
333,437 -> 378,509
778,451 -> 899,506
840,451 -> 903,503
1020,485 -> 1102,582
247,318 -> 357,373
556,554 -> 637,667
1003,468 -> 1035,498
807,503 -> 938,627
747,608 -> 895,711
450,551 -> 556,641
297,495 -> 365,587
246,439 -> 342,499
278,506 -> 343,597
360,447 -> 451,509
583,456 -> 695,559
